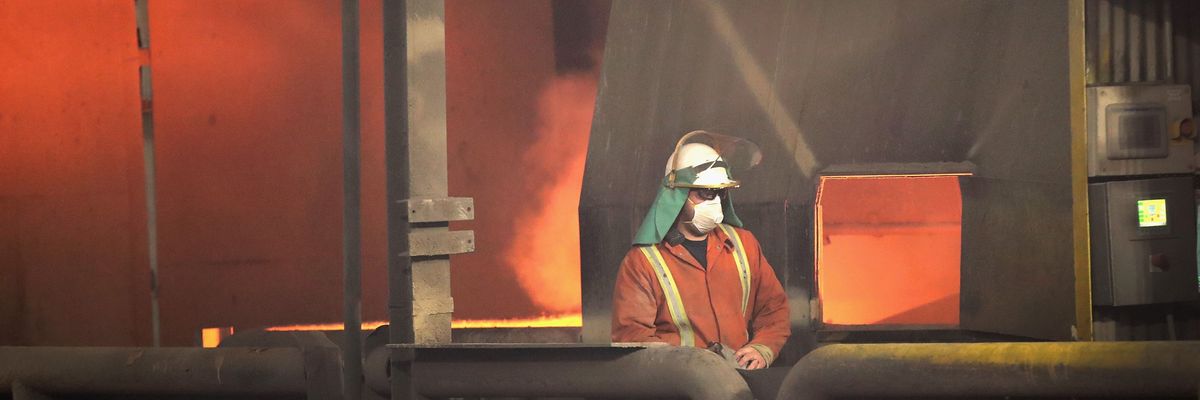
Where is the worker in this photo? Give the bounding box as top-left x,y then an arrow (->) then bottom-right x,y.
611,131 -> 790,370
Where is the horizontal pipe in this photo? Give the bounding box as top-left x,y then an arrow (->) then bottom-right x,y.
365,345 -> 752,400
0,347 -> 306,396
777,342 -> 1200,400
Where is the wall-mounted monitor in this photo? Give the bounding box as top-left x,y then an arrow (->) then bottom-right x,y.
1086,85 -> 1193,177
1137,198 -> 1168,228
1106,104 -> 1168,160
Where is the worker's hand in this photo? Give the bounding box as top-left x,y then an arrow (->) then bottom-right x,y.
734,346 -> 767,370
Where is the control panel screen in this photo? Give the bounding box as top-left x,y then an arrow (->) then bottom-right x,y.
1118,113 -> 1164,150
1106,104 -> 1169,160
1137,198 -> 1168,227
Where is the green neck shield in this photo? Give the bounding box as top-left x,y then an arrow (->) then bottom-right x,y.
632,169 -> 743,245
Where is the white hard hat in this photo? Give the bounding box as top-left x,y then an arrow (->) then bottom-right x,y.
664,142 -> 739,189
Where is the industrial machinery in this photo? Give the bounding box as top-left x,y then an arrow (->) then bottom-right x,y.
9,2 -> 1200,400
1087,84 -> 1200,306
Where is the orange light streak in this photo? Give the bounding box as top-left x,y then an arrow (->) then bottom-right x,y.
452,313 -> 582,329
264,321 -> 389,332
262,313 -> 583,332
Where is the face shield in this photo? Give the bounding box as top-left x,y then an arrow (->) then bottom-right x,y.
664,130 -> 763,189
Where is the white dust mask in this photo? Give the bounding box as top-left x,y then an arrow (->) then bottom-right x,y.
688,196 -> 724,234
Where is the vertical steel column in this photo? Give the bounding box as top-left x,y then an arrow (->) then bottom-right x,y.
342,0 -> 363,399
382,0 -> 415,399
1069,0 -> 1093,341
134,0 -> 162,348
403,0 -> 454,346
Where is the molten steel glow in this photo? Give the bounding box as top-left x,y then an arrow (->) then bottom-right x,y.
452,313 -> 583,328
501,75 -> 596,316
260,313 -> 583,332
265,321 -> 388,332
816,174 -> 965,327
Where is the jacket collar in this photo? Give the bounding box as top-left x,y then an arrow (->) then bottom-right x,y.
662,225 -> 734,250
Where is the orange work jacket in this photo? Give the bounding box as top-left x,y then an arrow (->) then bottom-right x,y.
611,224 -> 790,364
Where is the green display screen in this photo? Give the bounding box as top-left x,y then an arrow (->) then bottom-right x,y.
1137,199 -> 1167,227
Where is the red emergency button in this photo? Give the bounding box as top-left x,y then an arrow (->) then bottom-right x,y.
1150,253 -> 1170,272
1172,118 -> 1194,140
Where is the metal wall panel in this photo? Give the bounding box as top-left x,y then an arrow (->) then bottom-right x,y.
581,0 -> 1079,349
1087,0 -> 1200,107
0,1 -> 149,346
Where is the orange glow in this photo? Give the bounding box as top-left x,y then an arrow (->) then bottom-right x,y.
200,327 -> 234,348
452,313 -> 583,328
445,1 -> 607,321
262,313 -> 583,332
816,174 -> 965,327
265,321 -> 389,332
501,75 -> 596,315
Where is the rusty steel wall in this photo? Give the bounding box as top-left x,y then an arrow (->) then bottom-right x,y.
0,1 -> 150,346
580,0 -> 1078,359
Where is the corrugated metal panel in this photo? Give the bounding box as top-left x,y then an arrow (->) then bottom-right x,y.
1088,0 -> 1200,103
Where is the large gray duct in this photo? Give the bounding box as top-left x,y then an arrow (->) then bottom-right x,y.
581,0 -> 1077,359
362,344 -> 754,400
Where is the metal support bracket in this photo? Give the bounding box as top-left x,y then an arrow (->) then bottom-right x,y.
409,230 -> 474,256
402,197 -> 474,223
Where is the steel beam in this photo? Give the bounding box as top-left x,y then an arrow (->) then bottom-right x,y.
397,0 -> 457,346
134,0 -> 162,348
776,342 -> 1200,400
342,0 -> 364,398
383,0 -> 415,398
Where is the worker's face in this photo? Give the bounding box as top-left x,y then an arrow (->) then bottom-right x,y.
691,188 -> 724,202
680,188 -> 725,220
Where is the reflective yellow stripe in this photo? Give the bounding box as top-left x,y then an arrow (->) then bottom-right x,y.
638,245 -> 696,347
719,224 -> 752,317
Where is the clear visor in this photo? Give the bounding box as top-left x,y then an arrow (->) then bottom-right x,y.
666,130 -> 763,188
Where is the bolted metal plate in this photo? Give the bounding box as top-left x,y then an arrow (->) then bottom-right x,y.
413,296 -> 455,316
404,197 -> 474,223
409,230 -> 475,256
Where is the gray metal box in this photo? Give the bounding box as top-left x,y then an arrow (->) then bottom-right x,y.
1086,85 -> 1194,177
1089,176 -> 1198,306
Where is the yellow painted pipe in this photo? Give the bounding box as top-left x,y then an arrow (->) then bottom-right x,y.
777,342 -> 1200,399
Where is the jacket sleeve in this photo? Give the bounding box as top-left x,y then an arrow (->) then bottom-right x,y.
611,248 -> 668,344
743,231 -> 791,365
